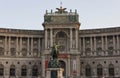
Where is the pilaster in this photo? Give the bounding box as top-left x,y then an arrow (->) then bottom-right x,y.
8,36 -> 11,56
105,36 -> 108,50
38,38 -> 41,56
90,37 -> 93,51
31,37 -> 33,56
83,37 -> 85,52
20,37 -> 22,56
50,28 -> 53,47
102,36 -> 104,50
27,37 -> 30,56
76,56 -> 80,77
117,35 -> 120,53
42,56 -> 45,78
94,36 -> 96,51
70,28 -> 73,50
5,36 -> 7,56
16,37 -> 19,56
68,55 -> 71,77
45,29 -> 48,49
75,28 -> 78,49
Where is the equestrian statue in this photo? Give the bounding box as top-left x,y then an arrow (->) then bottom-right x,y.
48,43 -> 59,68
51,43 -> 59,60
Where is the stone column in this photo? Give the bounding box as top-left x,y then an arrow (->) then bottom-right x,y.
27,37 -> 30,56
38,38 -> 41,56
42,56 -> 45,78
45,29 -> 48,49
31,37 -> 33,56
105,36 -> 108,50
5,36 -> 7,55
90,37 -> 93,51
102,36 -> 104,50
79,38 -> 81,51
83,37 -> 85,52
76,28 -> 78,49
50,28 -> 53,47
113,35 -> 116,49
20,37 -> 22,56
105,36 -> 108,55
113,36 -> 116,55
76,56 -> 80,77
94,37 -> 96,51
8,36 -> 11,55
68,55 -> 71,77
117,35 -> 120,54
16,37 -> 19,56
70,28 -> 73,49
82,37 -> 85,56
117,35 -> 119,49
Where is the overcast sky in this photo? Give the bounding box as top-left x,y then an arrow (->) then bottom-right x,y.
0,0 -> 120,30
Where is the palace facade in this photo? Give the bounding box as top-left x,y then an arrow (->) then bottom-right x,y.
0,7 -> 120,78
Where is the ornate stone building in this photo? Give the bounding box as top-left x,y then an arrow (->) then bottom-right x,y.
0,7 -> 120,78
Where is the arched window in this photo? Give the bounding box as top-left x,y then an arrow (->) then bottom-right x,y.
0,64 -> 4,76
32,65 -> 38,76
21,65 -> 27,76
85,64 -> 91,76
109,64 -> 114,76
10,65 -> 15,76
55,31 -> 67,52
97,64 -> 103,77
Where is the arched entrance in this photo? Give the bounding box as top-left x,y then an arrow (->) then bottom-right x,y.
59,60 -> 66,77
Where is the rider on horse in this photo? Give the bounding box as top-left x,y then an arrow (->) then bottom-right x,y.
51,42 -> 59,60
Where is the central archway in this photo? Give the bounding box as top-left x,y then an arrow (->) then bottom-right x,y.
59,60 -> 66,77
55,31 -> 68,52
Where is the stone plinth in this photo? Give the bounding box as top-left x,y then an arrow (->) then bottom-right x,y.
46,68 -> 64,78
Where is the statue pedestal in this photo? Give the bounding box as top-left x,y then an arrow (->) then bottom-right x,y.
46,68 -> 64,78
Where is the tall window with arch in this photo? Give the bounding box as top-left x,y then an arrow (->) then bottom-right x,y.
32,65 -> 38,76
10,65 -> 15,76
85,64 -> 91,77
109,64 -> 114,77
0,64 -> 4,76
55,31 -> 67,52
97,64 -> 103,77
21,65 -> 27,76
